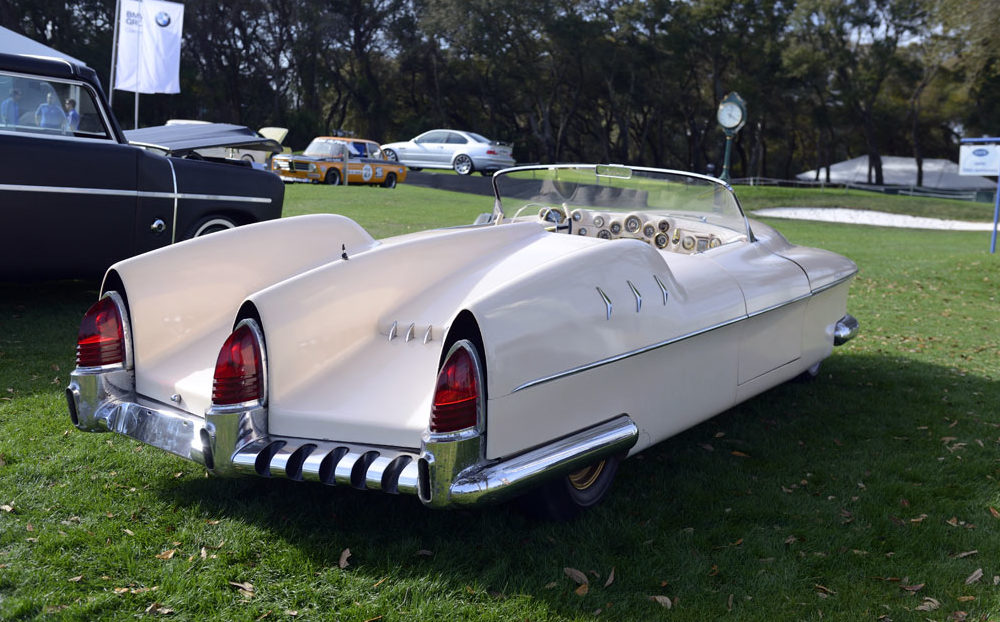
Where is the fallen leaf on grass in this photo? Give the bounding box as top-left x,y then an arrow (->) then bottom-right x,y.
543,582 -> 557,589
730,451 -> 750,458
564,567 -> 588,585
915,597 -> 940,611
1,504 -> 13,513
68,575 -> 83,583
957,596 -> 975,602
965,568 -> 983,585
649,595 -> 672,608
950,550 -> 978,559
604,567 -> 615,588
910,514 -> 928,524
814,584 -> 836,595
574,583 -> 589,596
901,583 -> 924,592
144,602 -> 174,615
123,528 -> 134,536
991,507 -> 1000,519
155,549 -> 176,560
339,548 -> 351,569
414,549 -> 433,557
229,581 -> 254,599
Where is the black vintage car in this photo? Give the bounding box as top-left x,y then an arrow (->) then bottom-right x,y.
0,33 -> 284,280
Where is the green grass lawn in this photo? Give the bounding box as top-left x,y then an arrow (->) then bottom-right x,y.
1,185 -> 999,620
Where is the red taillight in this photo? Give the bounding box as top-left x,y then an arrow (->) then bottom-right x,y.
76,296 -> 125,367
212,323 -> 264,406
430,345 -> 480,433
486,149 -> 497,155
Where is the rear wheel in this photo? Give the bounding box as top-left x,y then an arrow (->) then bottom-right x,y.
519,454 -> 621,521
382,148 -> 398,161
381,172 -> 397,188
324,169 -> 341,185
453,154 -> 474,175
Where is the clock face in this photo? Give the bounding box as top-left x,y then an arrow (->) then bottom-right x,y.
717,102 -> 743,129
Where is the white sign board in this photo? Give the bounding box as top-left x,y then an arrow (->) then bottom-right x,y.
114,0 -> 184,94
959,144 -> 1000,176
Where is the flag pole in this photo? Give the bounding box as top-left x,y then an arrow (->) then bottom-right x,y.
134,0 -> 141,129
109,0 -> 121,106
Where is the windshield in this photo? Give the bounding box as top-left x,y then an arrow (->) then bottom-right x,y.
492,164 -> 750,253
303,138 -> 345,157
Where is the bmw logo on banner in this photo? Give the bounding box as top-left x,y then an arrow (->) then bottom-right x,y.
155,12 -> 171,27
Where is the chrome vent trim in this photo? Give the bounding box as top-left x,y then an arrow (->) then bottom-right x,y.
654,275 -> 669,305
627,280 -> 641,313
596,287 -> 613,320
387,321 -> 398,342
232,438 -> 420,494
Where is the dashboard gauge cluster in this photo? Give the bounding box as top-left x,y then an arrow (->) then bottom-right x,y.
563,208 -> 724,254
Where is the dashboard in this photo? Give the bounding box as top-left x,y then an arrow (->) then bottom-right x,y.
535,206 -> 743,254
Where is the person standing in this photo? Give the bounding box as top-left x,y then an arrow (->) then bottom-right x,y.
1,88 -> 20,126
35,92 -> 66,129
64,98 -> 80,131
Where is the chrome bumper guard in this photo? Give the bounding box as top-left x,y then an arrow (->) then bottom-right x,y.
833,314 -> 859,346
67,368 -> 638,508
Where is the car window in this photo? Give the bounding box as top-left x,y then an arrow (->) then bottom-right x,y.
415,131 -> 448,144
445,132 -> 468,144
467,132 -> 490,143
1,71 -> 111,140
346,141 -> 368,157
366,142 -> 381,158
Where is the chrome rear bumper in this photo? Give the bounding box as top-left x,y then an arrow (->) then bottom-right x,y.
67,368 -> 638,508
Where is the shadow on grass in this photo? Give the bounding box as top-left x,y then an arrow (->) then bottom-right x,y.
149,350 -> 1000,617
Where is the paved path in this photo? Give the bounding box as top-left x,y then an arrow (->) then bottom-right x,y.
405,172 -> 997,232
751,207 -> 997,231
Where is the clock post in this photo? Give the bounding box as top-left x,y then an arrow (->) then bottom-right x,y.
716,92 -> 746,182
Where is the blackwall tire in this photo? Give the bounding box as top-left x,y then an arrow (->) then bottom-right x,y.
518,454 -> 621,521
185,216 -> 237,239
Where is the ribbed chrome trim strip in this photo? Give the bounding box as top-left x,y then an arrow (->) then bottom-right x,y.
387,321 -> 398,342
512,274 -> 857,394
0,183 -> 273,204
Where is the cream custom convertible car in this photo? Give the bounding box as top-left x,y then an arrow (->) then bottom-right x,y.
67,164 -> 858,519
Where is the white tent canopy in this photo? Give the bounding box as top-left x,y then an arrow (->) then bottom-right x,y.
798,155 -> 995,190
0,26 -> 88,67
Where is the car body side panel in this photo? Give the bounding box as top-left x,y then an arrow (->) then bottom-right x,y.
168,156 -> 284,237
0,132 -> 138,279
468,240 -> 748,459
110,214 -> 376,416
253,222 -> 603,447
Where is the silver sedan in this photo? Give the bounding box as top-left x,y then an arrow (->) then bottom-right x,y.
380,129 -> 515,175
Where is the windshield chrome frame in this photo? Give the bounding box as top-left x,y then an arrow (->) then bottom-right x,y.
489,163 -> 751,239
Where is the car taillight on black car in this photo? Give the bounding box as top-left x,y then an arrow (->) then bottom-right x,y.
76,295 -> 126,368
212,321 -> 265,406
430,342 -> 481,433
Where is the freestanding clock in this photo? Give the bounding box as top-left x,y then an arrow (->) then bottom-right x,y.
717,92 -> 746,181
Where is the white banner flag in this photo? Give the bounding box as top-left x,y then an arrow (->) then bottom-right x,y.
114,0 -> 184,94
